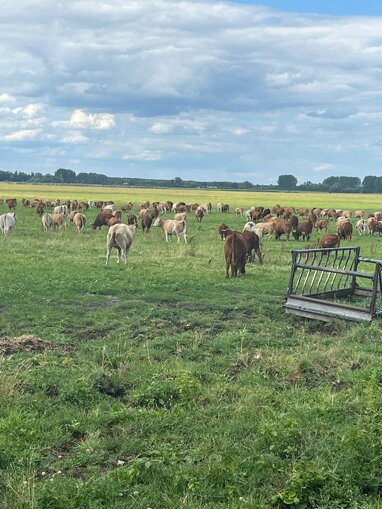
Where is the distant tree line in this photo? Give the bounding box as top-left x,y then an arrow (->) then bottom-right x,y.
0,168 -> 381,193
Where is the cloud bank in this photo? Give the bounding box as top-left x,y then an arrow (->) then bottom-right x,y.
0,0 -> 381,183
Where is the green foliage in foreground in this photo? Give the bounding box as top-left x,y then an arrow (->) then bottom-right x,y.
1,190 -> 382,508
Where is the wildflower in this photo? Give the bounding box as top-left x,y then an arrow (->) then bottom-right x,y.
117,459 -> 125,465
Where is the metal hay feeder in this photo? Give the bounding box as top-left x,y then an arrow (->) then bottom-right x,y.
284,247 -> 382,322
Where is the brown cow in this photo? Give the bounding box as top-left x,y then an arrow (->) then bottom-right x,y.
218,223 -> 230,241
337,222 -> 353,241
92,210 -> 113,230
319,234 -> 340,248
293,220 -> 313,241
6,198 -> 17,210
242,230 -> 263,264
107,217 -> 121,227
195,207 -> 204,223
274,220 -> 292,240
127,214 -> 138,226
316,219 -> 329,232
224,231 -> 247,277
141,211 -> 153,234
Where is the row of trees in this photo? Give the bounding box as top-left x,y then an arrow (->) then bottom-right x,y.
0,168 -> 381,193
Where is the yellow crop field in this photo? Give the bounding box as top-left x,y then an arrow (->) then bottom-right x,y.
1,182 -> 381,211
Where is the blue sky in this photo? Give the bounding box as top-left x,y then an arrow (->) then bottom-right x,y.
230,0 -> 382,16
0,0 -> 382,184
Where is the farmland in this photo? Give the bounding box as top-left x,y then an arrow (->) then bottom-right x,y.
1,183 -> 382,508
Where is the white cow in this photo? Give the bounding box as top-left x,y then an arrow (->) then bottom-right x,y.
53,205 -> 68,216
106,224 -> 136,265
0,212 -> 16,235
153,217 -> 187,243
41,213 -> 53,232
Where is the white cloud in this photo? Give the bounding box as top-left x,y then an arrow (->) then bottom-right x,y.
0,93 -> 16,104
122,150 -> 161,161
69,109 -> 115,130
61,133 -> 89,143
12,103 -> 44,117
313,163 -> 336,172
3,129 -> 41,141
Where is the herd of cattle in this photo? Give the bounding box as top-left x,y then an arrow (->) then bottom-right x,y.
0,198 -> 381,275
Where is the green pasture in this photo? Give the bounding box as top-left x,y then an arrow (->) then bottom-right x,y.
1,183 -> 382,508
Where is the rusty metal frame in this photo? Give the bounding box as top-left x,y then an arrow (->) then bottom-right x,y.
285,247 -> 382,322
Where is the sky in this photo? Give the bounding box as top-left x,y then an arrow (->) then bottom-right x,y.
1,1 -> 382,185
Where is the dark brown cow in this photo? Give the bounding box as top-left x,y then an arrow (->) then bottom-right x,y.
35,204 -> 45,217
6,198 -> 17,210
141,211 -> 153,233
95,201 -> 104,209
221,204 -> 230,213
319,234 -> 340,248
218,223 -> 230,241
127,214 -> 138,226
242,230 -> 263,264
224,231 -> 247,277
293,220 -> 313,241
338,222 -> 353,241
92,210 -> 113,230
195,208 -> 204,223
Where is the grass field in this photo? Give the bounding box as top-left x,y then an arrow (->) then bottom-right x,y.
2,183 -> 382,508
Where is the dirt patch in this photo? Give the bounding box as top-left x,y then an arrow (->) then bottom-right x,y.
0,335 -> 71,356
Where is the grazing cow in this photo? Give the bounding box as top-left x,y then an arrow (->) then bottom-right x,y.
221,204 -> 230,213
319,233 -> 340,249
283,207 -> 295,220
354,210 -> 364,219
54,205 -> 68,216
368,219 -> 382,236
127,214 -> 138,226
95,201 -> 104,209
274,220 -> 292,241
0,212 -> 16,235
52,213 -> 67,230
69,210 -> 79,222
356,219 -> 368,235
106,224 -> 136,265
41,213 -> 53,232
153,217 -> 187,243
35,204 -> 45,217
195,207 -> 204,223
242,230 -> 263,264
174,212 -> 187,221
337,221 -> 353,241
107,217 -> 121,227
342,210 -> 352,219
297,208 -> 309,217
254,222 -> 275,240
92,210 -> 113,230
141,212 -> 153,234
73,213 -> 86,233
103,204 -> 114,212
120,202 -> 133,212
293,220 -> 313,241
242,221 -> 257,232
218,223 -> 230,241
224,231 -> 247,277
6,198 -> 17,210
235,207 -> 244,216
316,219 -> 329,232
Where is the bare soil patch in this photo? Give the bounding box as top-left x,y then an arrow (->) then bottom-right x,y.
0,335 -> 71,356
